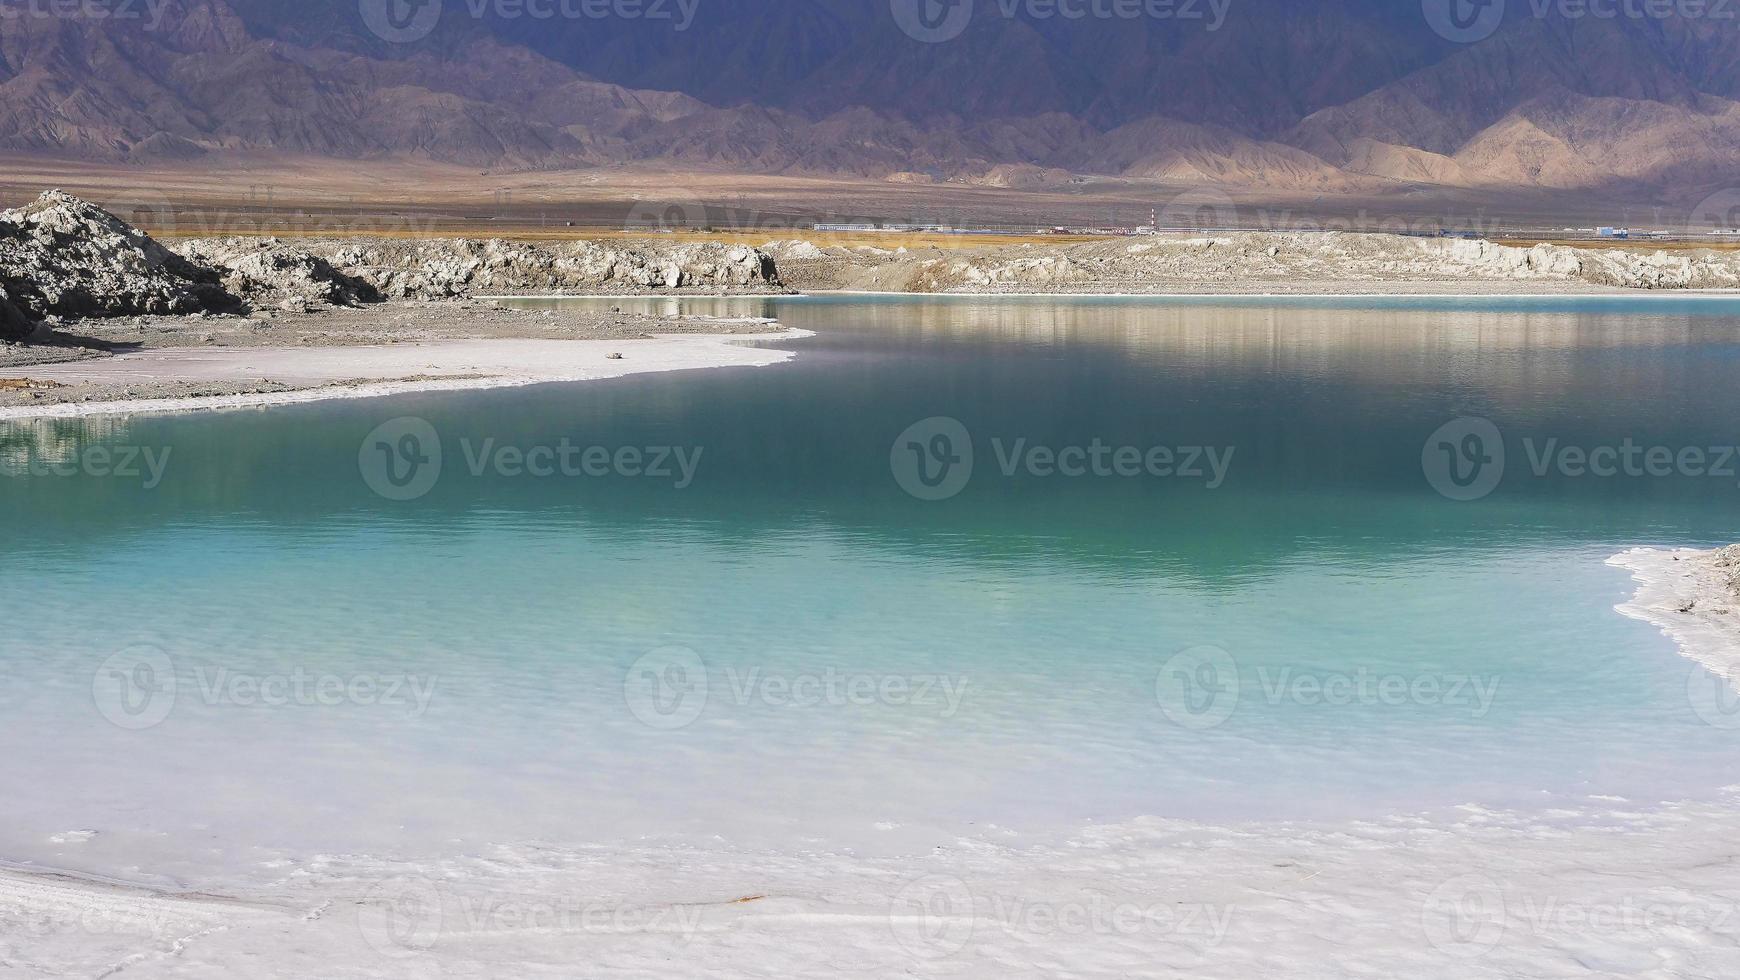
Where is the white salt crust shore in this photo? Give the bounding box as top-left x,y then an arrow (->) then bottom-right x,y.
6,498 -> 1738,971
6,551 -> 1740,977
0,328 -> 814,421
1609,546 -> 1740,682
9,790 -> 1740,978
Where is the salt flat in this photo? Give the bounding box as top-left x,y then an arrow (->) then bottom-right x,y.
8,788 -> 1740,978
0,330 -> 810,420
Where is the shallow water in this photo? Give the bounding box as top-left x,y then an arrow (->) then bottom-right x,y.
4,295 -> 1739,888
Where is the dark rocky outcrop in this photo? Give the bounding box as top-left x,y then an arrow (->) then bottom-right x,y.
0,284 -> 33,342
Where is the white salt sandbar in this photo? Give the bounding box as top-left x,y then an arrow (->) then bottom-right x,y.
0,328 -> 814,420
1610,546 -> 1740,681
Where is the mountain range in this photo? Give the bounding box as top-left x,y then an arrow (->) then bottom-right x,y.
5,0 -> 1740,204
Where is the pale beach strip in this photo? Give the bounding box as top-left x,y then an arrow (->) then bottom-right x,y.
0,329 -> 813,421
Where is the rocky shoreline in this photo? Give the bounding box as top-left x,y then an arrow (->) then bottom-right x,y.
8,191 -> 1740,353
0,191 -> 798,412
0,190 -> 788,341
10,189 -> 1740,413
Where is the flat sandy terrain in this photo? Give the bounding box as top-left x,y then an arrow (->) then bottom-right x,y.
0,155 -> 1655,242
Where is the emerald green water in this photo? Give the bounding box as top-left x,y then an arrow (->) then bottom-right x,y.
3,295 -> 1738,884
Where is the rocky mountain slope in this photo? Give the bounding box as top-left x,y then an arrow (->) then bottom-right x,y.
4,1 -> 1740,202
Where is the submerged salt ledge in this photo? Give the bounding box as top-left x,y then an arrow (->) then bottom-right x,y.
1609,545 -> 1740,681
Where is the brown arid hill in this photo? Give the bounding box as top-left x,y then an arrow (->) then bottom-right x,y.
1060,119 -> 1360,193
1283,16 -> 1740,199
0,0 -> 701,167
5,0 -> 1740,205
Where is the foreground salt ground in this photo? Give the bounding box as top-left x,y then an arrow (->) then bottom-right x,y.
7,790 -> 1740,979
8,546 -> 1740,979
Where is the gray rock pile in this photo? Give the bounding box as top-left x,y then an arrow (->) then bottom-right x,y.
1715,545 -> 1740,596
241,237 -> 786,299
175,238 -> 382,311
0,190 -> 241,339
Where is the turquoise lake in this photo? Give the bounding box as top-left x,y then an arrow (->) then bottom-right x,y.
3,295 -> 1739,887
